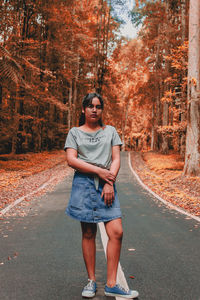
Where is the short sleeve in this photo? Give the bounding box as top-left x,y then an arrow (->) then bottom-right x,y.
111,127 -> 123,147
64,128 -> 78,151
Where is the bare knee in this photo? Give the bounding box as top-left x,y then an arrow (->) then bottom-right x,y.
115,228 -> 123,240
105,219 -> 123,241
108,228 -> 123,241
82,230 -> 96,240
81,222 -> 97,240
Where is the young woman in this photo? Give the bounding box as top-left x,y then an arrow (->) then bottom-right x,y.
64,93 -> 139,299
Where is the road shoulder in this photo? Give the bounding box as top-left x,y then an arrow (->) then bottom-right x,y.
0,150 -> 70,214
130,151 -> 200,217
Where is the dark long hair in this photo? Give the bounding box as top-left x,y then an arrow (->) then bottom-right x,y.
79,93 -> 104,126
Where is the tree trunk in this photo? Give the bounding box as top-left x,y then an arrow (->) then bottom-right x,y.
11,87 -> 20,154
68,80 -> 73,129
151,104 -> 155,150
72,54 -> 80,127
161,102 -> 169,153
94,1 -> 111,94
161,0 -> 170,154
181,0 -> 186,42
179,0 -> 187,157
0,85 -> 2,106
180,106 -> 186,157
184,0 -> 200,175
154,85 -> 161,151
121,100 -> 129,151
94,2 -> 102,91
152,23 -> 161,151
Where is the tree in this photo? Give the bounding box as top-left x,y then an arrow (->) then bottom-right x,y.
183,0 -> 200,175
129,0 -> 190,155
103,38 -> 150,150
0,0 -> 120,154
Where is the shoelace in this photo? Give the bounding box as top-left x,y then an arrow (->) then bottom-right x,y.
85,279 -> 95,290
116,284 -> 129,293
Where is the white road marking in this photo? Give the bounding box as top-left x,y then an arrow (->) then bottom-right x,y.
128,152 -> 200,223
98,222 -> 130,300
0,176 -> 58,216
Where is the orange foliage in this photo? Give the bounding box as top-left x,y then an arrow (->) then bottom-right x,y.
0,150 -> 66,190
103,0 -> 190,154
103,38 -> 151,149
0,0 -> 118,154
142,152 -> 184,173
131,151 -> 200,216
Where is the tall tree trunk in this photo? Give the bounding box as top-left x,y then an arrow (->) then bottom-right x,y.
179,0 -> 187,157
95,0 -> 111,93
151,23 -> 161,151
161,0 -> 170,154
94,2 -> 102,91
151,104 -> 155,150
155,86 -> 161,151
161,102 -> 169,153
184,0 -> 200,175
68,80 -> 73,129
121,99 -> 129,151
73,55 -> 80,126
152,79 -> 161,151
181,0 -> 186,42
0,85 -> 2,106
11,88 -> 19,154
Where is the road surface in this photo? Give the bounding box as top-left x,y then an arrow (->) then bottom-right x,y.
0,152 -> 200,300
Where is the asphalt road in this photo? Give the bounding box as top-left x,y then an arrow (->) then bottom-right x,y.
0,152 -> 200,300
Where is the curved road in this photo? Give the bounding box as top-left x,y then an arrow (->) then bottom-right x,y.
0,152 -> 200,300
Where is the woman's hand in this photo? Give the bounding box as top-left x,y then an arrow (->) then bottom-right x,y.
101,183 -> 115,206
98,168 -> 116,185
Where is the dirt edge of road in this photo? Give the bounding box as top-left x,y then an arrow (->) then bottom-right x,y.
130,151 -> 200,217
0,150 -> 70,212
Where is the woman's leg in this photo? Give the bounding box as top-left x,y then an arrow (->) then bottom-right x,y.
81,222 -> 97,281
104,218 -> 123,287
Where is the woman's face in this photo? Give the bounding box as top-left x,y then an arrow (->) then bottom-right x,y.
83,97 -> 103,124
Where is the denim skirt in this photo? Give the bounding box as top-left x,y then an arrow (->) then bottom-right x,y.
66,171 -> 122,223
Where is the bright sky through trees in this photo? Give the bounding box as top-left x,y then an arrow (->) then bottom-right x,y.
114,0 -> 139,39
120,18 -> 139,38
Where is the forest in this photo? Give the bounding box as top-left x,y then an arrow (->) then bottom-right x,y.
0,0 -> 200,176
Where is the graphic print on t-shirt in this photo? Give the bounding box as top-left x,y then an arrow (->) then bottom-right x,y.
88,136 -> 103,143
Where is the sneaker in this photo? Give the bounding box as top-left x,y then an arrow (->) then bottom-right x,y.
82,279 -> 97,298
104,283 -> 139,299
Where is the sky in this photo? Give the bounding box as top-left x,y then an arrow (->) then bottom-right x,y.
114,0 -> 140,39
120,18 -> 139,39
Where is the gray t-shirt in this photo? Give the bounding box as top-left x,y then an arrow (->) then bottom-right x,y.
64,125 -> 122,169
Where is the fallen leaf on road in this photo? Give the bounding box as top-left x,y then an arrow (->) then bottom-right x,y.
14,252 -> 19,258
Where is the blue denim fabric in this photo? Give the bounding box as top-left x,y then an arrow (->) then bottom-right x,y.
66,171 -> 122,223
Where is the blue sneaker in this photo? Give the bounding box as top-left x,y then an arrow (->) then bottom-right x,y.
104,283 -> 139,299
82,279 -> 97,298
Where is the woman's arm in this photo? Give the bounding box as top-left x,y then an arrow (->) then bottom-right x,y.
109,145 -> 121,177
66,148 -> 116,185
101,145 -> 121,206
